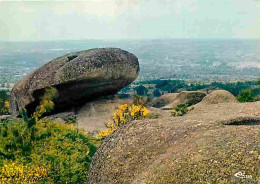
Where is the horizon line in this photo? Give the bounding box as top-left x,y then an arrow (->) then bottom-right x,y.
1,38 -> 260,42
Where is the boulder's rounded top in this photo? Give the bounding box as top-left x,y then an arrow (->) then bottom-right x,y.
199,90 -> 238,105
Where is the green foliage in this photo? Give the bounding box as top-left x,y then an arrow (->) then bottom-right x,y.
251,87 -> 260,97
148,112 -> 160,119
0,90 -> 10,115
236,89 -> 255,102
0,87 -> 100,183
0,118 -> 99,183
135,79 -> 259,96
32,87 -> 58,120
0,90 -> 9,101
120,85 -> 131,94
118,94 -> 130,99
171,104 -> 192,117
153,89 -> 161,97
19,87 -> 58,128
64,115 -> 77,124
133,94 -> 145,106
134,85 -> 148,96
155,80 -> 187,92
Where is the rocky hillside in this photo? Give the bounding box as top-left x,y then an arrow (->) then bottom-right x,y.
88,91 -> 260,184
5,47 -> 260,183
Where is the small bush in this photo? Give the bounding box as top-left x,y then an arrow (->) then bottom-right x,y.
0,90 -> 10,115
134,85 -> 148,96
171,104 -> 190,117
98,103 -> 150,139
149,113 -> 160,119
133,94 -> 145,106
236,89 -> 255,102
0,100 -> 10,115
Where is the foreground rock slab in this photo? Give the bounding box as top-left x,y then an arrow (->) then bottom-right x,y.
88,100 -> 260,184
10,48 -> 139,115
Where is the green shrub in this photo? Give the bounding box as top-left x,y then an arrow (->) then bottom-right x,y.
236,90 -> 255,102
0,118 -> 99,183
133,94 -> 145,106
134,85 -> 148,96
149,113 -> 160,119
171,104 -> 192,117
0,90 -> 10,115
0,87 -> 100,183
153,89 -> 161,97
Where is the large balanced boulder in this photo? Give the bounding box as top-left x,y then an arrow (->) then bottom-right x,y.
88,100 -> 260,184
10,48 -> 139,115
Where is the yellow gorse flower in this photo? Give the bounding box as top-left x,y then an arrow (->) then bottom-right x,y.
4,101 -> 10,110
33,99 -> 55,121
0,162 -> 51,184
0,100 -> 10,115
98,103 -> 149,139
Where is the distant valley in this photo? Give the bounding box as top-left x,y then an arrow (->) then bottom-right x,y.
0,39 -> 260,89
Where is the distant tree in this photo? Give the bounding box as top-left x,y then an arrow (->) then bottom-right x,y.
236,90 -> 255,102
155,80 -> 171,91
134,85 -> 148,96
153,89 -> 161,97
257,79 -> 260,85
120,85 -> 131,94
155,80 -> 187,92
251,87 -> 260,96
0,90 -> 9,101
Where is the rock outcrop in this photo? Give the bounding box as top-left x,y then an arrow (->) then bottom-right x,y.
199,90 -> 238,105
10,48 -> 139,115
88,98 -> 260,183
152,91 -> 206,109
151,93 -> 179,108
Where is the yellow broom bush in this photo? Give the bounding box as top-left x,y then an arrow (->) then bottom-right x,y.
0,100 -> 10,115
0,87 -> 99,183
98,103 -> 150,139
0,162 -> 51,184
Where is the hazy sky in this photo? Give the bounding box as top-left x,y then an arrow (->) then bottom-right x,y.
0,0 -> 260,41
